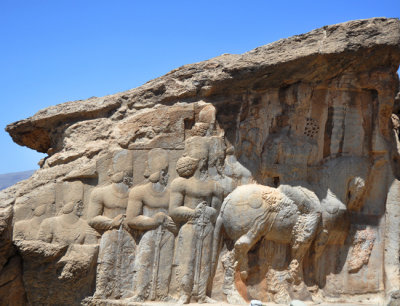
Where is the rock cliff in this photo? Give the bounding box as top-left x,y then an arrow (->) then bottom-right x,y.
2,17 -> 400,305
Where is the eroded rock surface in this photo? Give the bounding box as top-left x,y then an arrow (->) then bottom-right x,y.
1,17 -> 400,305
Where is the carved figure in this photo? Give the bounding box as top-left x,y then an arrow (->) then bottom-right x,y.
88,163 -> 134,299
37,201 -> 98,245
170,148 -> 223,303
125,148 -> 177,302
13,204 -> 47,240
212,157 -> 370,288
189,104 -> 216,137
88,169 -> 131,231
220,146 -> 253,194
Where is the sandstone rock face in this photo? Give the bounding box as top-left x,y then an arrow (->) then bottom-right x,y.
2,18 -> 400,305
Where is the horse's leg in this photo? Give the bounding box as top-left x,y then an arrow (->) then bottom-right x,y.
313,228 -> 329,260
234,223 -> 265,280
307,227 -> 329,286
290,212 -> 321,284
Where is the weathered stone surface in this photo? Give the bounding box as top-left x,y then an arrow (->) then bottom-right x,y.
16,240 -> 98,304
0,255 -> 26,305
1,17 -> 400,305
0,199 -> 27,305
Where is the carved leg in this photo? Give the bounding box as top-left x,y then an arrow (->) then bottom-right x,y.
197,226 -> 217,303
290,212 -> 320,284
157,232 -> 175,301
129,230 -> 155,302
313,228 -> 329,260
234,226 -> 264,280
221,251 -> 247,305
176,223 -> 196,304
94,231 -> 123,299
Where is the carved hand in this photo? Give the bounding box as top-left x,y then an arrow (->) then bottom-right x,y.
163,215 -> 178,234
111,214 -> 125,229
194,201 -> 207,218
153,211 -> 168,225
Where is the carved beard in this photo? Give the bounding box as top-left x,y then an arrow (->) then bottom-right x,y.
111,172 -> 124,184
111,171 -> 132,187
61,202 -> 75,215
74,200 -> 84,217
159,170 -> 169,186
212,157 -> 225,175
148,169 -> 169,186
198,158 -> 209,179
123,176 -> 133,187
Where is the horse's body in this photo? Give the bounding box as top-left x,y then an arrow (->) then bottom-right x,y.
212,157 -> 370,283
221,184 -> 302,243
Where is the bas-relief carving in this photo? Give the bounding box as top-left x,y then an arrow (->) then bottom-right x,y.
38,200 -> 98,245
220,85 -> 377,300
12,181 -> 100,304
92,227 -> 135,300
15,238 -> 99,305
13,183 -> 57,222
87,170 -> 129,232
13,181 -> 97,245
4,18 -> 399,305
170,154 -> 223,303
212,156 -> 370,303
9,101 -> 380,305
125,148 -> 177,302
347,226 -> 377,274
13,204 -> 47,240
88,150 -> 135,300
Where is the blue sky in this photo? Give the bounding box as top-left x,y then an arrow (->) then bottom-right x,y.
0,0 -> 399,174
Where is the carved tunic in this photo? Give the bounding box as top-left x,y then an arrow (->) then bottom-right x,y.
128,183 -> 176,301
170,176 -> 222,301
88,183 -> 134,299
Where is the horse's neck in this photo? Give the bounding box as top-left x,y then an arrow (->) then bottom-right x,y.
326,188 -> 346,205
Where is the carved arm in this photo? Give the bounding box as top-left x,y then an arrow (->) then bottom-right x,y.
125,187 -> 160,230
87,189 -> 114,231
169,179 -> 194,223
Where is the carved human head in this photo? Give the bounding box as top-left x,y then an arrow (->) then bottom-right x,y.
110,171 -> 124,183
176,156 -> 199,178
190,104 -> 216,137
208,137 -> 226,172
60,200 -> 83,216
33,204 -> 47,217
191,122 -> 210,137
61,201 -> 75,215
346,176 -> 367,211
144,148 -> 169,184
107,169 -> 132,186
184,136 -> 209,172
109,150 -> 133,186
198,104 -> 216,125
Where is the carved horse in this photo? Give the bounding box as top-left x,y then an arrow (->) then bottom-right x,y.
212,157 -> 370,284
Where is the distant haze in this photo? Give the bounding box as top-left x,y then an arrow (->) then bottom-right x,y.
0,170 -> 35,190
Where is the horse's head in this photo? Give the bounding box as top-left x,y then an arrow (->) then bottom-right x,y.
346,175 -> 368,211
320,156 -> 370,212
